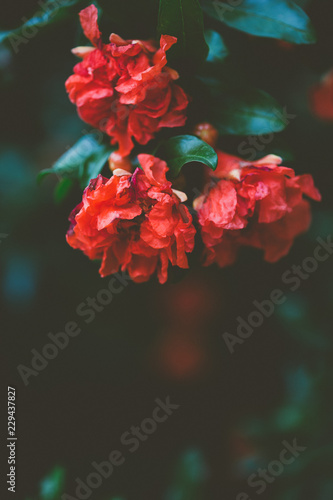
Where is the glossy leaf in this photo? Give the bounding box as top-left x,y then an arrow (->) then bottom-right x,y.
38,134 -> 112,189
201,0 -> 316,44
156,135 -> 218,177
199,77 -> 287,135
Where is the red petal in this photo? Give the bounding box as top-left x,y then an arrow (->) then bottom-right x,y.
137,154 -> 169,187
79,5 -> 101,46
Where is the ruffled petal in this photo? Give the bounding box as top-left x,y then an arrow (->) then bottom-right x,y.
79,5 -> 102,47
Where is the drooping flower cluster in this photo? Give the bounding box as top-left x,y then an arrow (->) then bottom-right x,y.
65,6 -> 321,283
194,151 -> 321,267
66,155 -> 195,283
65,5 -> 189,157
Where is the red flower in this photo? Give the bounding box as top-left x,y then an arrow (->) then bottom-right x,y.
65,5 -> 189,157
195,151 -> 321,266
66,155 -> 196,283
309,70 -> 333,121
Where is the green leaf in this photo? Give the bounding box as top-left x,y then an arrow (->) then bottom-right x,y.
156,135 -> 218,177
54,178 -> 74,203
38,134 -> 112,189
199,77 -> 287,135
205,29 -> 228,62
0,0 -> 81,47
157,0 -> 209,63
201,0 -> 316,44
214,88 -> 287,135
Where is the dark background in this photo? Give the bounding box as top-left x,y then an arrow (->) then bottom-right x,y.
1,1 -> 333,499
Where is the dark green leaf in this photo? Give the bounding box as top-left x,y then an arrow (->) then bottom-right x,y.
205,29 -> 228,62
54,178 -> 74,203
38,134 -> 112,189
97,0 -> 158,40
157,0 -> 209,63
201,0 -> 316,44
199,77 -> 287,135
214,89 -> 287,135
0,0 -> 81,47
156,135 -> 218,177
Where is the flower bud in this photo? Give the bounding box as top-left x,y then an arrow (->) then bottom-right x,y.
193,122 -> 219,148
108,152 -> 132,173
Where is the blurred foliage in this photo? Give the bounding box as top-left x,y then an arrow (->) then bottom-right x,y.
157,0 -> 209,64
1,0 -> 332,499
201,0 -> 316,44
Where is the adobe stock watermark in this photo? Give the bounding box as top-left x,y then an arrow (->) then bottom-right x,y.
236,438 -> 307,499
17,272 -> 132,386
61,396 -> 180,500
223,235 -> 333,353
212,0 -> 244,21
237,108 -> 296,161
8,0 -> 75,54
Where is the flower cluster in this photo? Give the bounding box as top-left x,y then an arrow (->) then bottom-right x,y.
65,5 -> 321,283
194,151 -> 321,267
67,155 -> 195,284
65,5 -> 189,157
